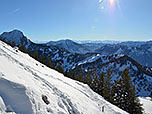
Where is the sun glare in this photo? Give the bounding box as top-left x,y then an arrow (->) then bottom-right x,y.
99,0 -> 121,11
109,0 -> 115,7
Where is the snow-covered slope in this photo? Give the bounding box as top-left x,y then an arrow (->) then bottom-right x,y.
0,41 -> 127,114
139,97 -> 152,114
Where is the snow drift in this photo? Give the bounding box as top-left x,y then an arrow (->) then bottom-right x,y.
0,41 -> 127,114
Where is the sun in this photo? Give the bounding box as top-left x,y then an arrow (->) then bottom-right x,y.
109,0 -> 115,7
99,0 -> 121,10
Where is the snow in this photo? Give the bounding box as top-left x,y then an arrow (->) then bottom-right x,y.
0,96 -> 6,113
75,40 -> 121,44
0,96 -> 16,114
115,48 -> 123,54
46,39 -> 91,54
0,30 -> 24,44
139,97 -> 152,114
0,41 -> 128,114
0,78 -> 33,114
148,47 -> 152,52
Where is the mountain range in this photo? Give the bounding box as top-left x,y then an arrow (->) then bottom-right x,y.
0,40 -> 128,114
1,30 -> 152,67
45,39 -> 152,67
0,29 -> 152,113
0,30 -> 152,97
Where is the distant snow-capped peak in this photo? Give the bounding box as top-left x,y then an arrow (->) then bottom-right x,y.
1,29 -> 24,40
74,40 -> 122,44
0,29 -> 30,45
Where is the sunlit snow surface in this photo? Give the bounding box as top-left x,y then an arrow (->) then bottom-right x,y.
139,97 -> 152,114
0,41 -> 128,114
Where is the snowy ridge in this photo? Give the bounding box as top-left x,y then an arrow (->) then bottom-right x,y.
1,30 -> 152,97
1,30 -> 152,67
0,30 -> 24,40
72,54 -> 152,97
46,39 -> 91,54
95,42 -> 152,67
0,41 -> 127,114
0,30 -> 31,46
75,40 -> 121,44
0,30 -> 23,43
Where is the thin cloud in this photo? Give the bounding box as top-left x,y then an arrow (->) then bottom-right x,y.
11,8 -> 20,14
116,0 -> 121,10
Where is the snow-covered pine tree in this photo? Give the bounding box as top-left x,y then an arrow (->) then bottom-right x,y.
90,73 -> 100,93
112,80 -> 123,108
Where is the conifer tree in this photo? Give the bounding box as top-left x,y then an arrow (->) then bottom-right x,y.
112,80 -> 123,108
11,41 -> 16,47
129,86 -> 143,114
0,38 -> 6,43
47,56 -> 54,69
90,73 -> 100,93
71,71 -> 76,80
33,48 -> 39,60
27,48 -> 33,57
84,70 -> 92,85
98,72 -> 104,96
64,69 -> 71,78
76,71 -> 83,82
103,68 -> 112,102
56,62 -> 64,73
7,40 -> 11,46
112,68 -> 143,114
150,92 -> 152,99
39,52 -> 46,64
19,43 -> 26,53
0,36 -> 3,41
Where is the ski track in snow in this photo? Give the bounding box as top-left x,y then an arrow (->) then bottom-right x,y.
0,45 -> 80,114
0,46 -> 83,113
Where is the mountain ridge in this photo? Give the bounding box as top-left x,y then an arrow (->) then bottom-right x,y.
1,29 -> 152,68
0,40 -> 128,114
0,30 -> 152,97
0,30 -> 31,46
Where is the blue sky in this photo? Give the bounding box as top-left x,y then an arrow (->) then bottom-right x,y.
0,0 -> 152,41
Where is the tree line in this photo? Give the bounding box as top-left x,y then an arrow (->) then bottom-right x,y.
65,68 -> 143,114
